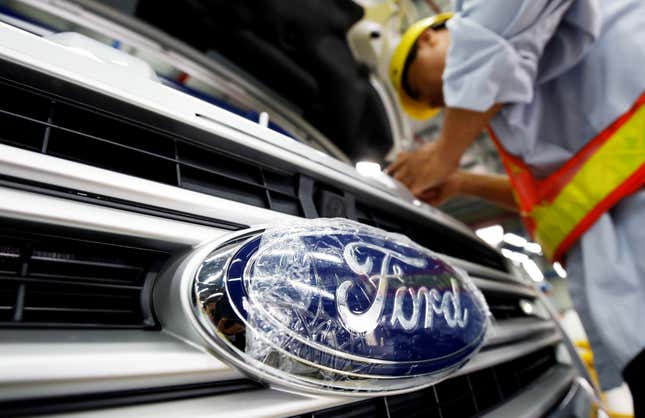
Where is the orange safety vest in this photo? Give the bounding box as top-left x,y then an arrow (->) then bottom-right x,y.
488,92 -> 645,262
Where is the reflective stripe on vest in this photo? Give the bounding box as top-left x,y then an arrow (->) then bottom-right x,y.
489,92 -> 645,262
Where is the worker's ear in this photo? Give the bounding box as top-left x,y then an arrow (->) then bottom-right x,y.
417,28 -> 438,48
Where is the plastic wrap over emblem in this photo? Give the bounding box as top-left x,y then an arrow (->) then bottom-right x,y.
191,219 -> 490,395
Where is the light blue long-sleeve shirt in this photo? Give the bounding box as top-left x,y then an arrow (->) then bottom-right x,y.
445,0 -> 645,177
443,0 -> 645,388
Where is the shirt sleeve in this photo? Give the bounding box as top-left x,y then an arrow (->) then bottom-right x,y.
443,0 -> 598,111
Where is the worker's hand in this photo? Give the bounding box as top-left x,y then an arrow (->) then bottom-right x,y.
416,172 -> 463,206
386,140 -> 459,196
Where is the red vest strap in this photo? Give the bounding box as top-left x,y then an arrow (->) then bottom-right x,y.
487,91 -> 645,261
540,92 -> 645,203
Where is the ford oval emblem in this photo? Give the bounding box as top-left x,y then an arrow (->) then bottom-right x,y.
189,219 -> 489,395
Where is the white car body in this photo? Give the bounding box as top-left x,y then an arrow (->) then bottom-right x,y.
0,2 -> 599,417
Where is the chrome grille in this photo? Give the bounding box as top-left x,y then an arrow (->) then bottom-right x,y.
0,37 -> 570,416
0,379 -> 262,418
0,228 -> 168,328
296,346 -> 557,418
0,65 -> 507,272
0,79 -> 304,217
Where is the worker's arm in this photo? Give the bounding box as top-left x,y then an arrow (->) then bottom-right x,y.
387,104 -> 502,196
418,171 -> 518,212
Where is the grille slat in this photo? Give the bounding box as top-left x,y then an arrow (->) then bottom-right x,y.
177,142 -> 264,186
385,387 -> 441,418
0,80 -> 294,215
483,292 -> 532,320
306,346 -> 557,418
0,275 -> 144,291
30,255 -> 142,270
28,269 -> 144,285
313,399 -> 388,418
0,230 -> 167,328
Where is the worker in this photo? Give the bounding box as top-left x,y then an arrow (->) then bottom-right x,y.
386,1 -> 645,416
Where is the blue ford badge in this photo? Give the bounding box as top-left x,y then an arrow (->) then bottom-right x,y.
190,219 -> 489,395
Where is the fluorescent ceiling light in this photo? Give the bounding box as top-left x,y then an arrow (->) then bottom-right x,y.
476,225 -> 504,247
501,248 -> 529,263
503,233 -> 527,247
522,258 -> 544,282
524,242 -> 542,254
519,299 -> 535,315
553,262 -> 567,278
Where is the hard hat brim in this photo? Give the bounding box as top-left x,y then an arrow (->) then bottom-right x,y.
399,90 -> 441,120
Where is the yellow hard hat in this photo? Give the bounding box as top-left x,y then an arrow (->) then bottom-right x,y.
389,13 -> 453,120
